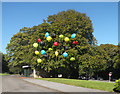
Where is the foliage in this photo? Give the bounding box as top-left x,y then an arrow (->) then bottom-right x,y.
113,79 -> 120,92
0,52 -> 9,73
5,10 -> 119,79
98,44 -> 118,68
94,44 -> 120,79
79,53 -> 107,77
113,43 -> 120,69
5,27 -> 37,74
30,10 -> 99,78
0,52 -> 1,73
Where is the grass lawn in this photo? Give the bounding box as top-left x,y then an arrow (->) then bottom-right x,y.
37,78 -> 115,92
0,73 -> 9,76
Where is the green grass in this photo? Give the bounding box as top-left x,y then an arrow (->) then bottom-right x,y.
0,73 -> 9,76
37,78 -> 115,92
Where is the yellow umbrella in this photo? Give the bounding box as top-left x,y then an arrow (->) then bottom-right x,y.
55,51 -> 59,56
35,51 -> 39,55
33,43 -> 38,48
64,37 -> 69,42
70,57 -> 75,61
59,35 -> 64,38
48,48 -> 53,51
47,36 -> 52,42
37,59 -> 42,63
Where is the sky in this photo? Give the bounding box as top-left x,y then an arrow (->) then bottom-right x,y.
1,2 -> 118,54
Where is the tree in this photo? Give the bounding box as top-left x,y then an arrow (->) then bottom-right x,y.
30,10 -> 100,78
113,43 -> 120,69
0,52 -> 9,73
6,10 -> 108,78
79,53 -> 107,78
5,27 -> 37,74
94,44 -> 120,79
47,9 -> 97,45
0,52 -> 2,73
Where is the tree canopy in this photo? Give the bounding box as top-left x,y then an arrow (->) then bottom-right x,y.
0,52 -> 9,73
5,10 -> 119,79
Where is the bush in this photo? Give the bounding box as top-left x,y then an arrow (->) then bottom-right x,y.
113,78 -> 120,92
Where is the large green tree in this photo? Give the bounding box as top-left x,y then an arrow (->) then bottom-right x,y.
29,10 -> 105,78
5,10 -> 109,78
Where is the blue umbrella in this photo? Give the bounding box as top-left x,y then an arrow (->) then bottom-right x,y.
45,32 -> 49,37
41,50 -> 45,55
71,33 -> 76,38
63,52 -> 68,57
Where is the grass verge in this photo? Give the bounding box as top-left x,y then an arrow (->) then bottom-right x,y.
37,78 -> 115,92
0,73 -> 9,76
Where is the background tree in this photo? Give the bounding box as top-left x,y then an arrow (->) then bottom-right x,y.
94,44 -> 120,79
5,27 -> 36,74
0,52 -> 9,73
0,52 -> 2,73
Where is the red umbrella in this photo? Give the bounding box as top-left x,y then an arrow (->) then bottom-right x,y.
72,41 -> 78,45
38,38 -> 41,43
54,42 -> 59,46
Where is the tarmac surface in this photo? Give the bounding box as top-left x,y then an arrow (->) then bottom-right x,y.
1,75 -> 116,94
1,75 -> 60,92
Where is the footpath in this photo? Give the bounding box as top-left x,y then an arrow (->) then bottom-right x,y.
23,78 -> 110,92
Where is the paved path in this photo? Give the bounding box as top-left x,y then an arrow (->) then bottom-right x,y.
2,75 -> 60,92
23,78 -> 109,92
89,79 -> 115,83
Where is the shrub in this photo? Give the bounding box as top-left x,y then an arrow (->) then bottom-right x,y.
113,78 -> 120,92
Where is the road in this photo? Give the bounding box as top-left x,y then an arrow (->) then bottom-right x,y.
1,75 -> 60,92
